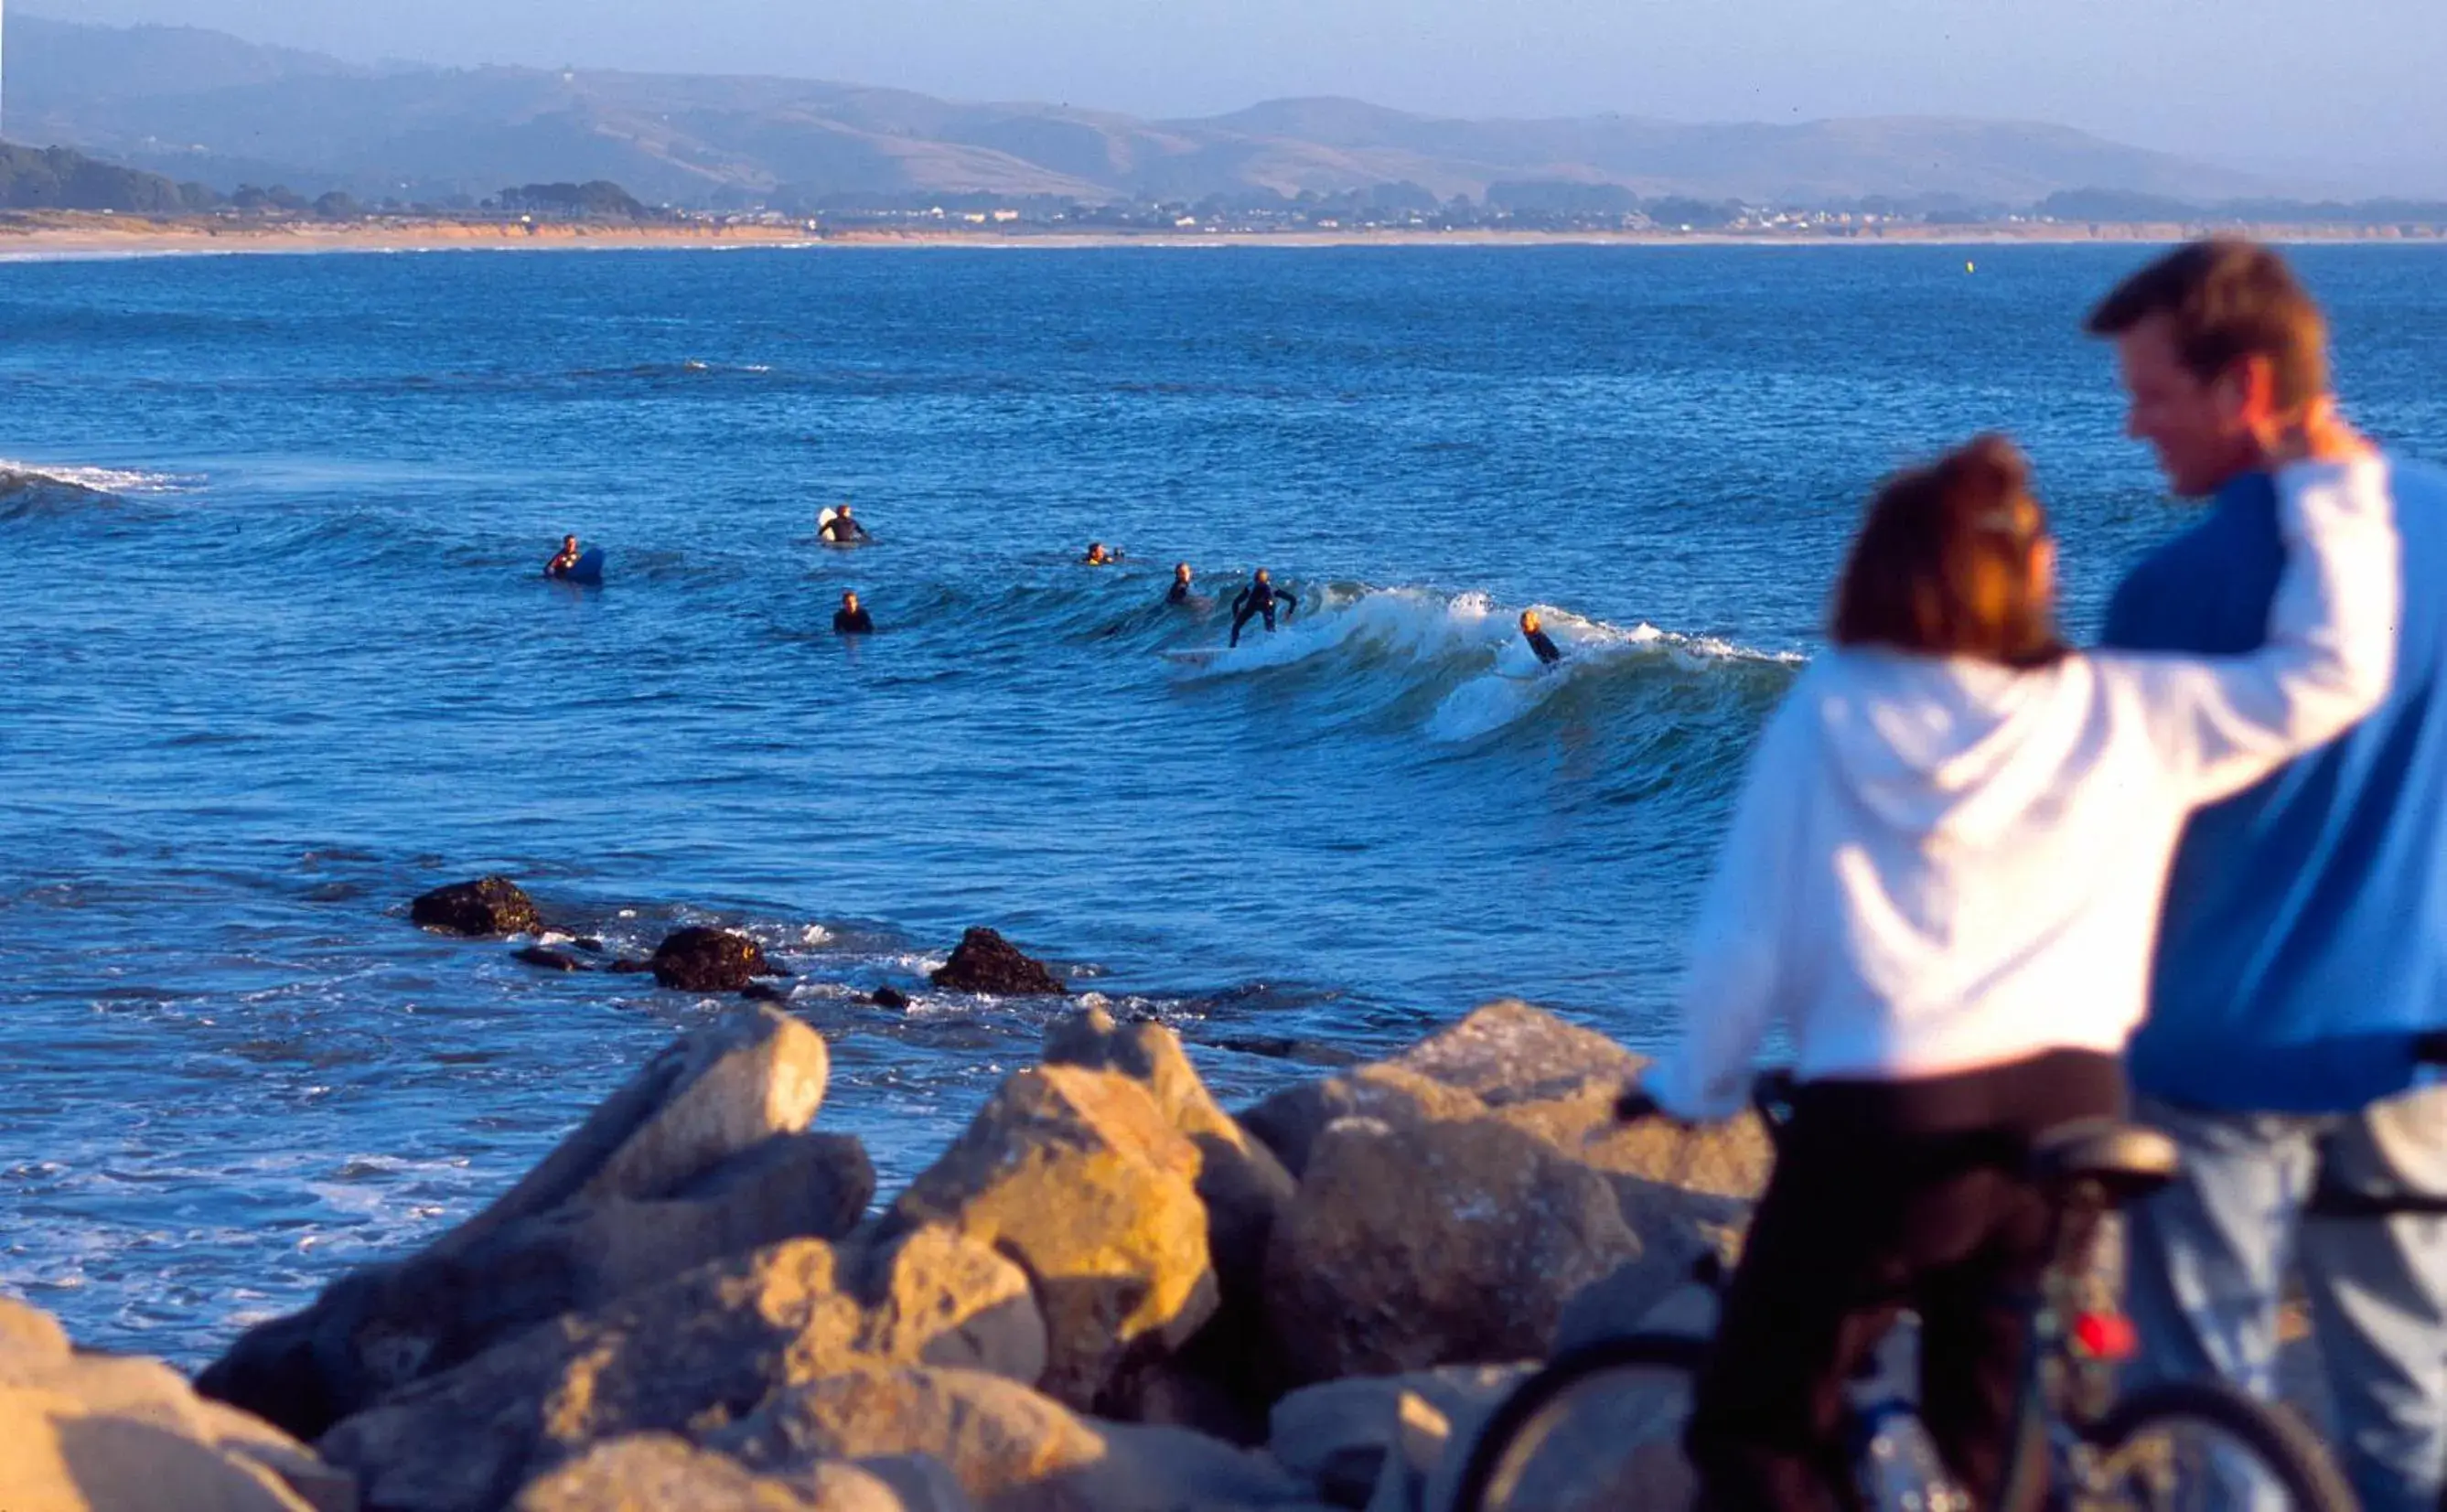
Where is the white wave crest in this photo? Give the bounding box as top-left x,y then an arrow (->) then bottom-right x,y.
1425,609 -> 1801,743
0,456 -> 194,495
1166,582 -> 1799,741
1165,584 -> 1510,677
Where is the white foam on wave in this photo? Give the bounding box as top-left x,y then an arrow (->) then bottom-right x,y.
1171,583 -> 1801,741
1167,584 -> 1504,678
0,456 -> 195,495
1426,608 -> 1803,743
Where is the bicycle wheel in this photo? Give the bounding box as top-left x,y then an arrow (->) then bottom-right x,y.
2077,1380 -> 2355,1512
1449,1332 -> 1706,1512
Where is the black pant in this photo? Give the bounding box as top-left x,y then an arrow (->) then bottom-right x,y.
1229,602 -> 1276,645
1686,1049 -> 2125,1512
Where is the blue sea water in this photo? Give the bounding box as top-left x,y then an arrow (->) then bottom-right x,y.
4,242 -> 2444,1365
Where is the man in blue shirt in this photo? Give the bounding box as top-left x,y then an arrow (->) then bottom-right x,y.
2094,239 -> 2447,1512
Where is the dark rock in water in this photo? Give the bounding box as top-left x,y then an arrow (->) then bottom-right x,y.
573,936 -> 606,954
607,958 -> 653,974
513,947 -> 587,973
872,986 -> 911,1010
740,981 -> 789,1004
928,927 -> 1067,996
1216,1035 -> 1295,1059
649,927 -> 773,992
409,875 -> 539,938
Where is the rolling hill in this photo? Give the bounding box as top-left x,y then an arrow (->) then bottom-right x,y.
5,13 -> 2276,209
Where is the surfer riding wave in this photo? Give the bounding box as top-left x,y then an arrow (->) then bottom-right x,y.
1229,568 -> 1298,646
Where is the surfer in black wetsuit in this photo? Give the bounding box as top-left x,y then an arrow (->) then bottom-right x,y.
544,534 -> 582,578
833,590 -> 875,635
820,506 -> 871,545
1166,563 -> 1196,605
1520,609 -> 1563,666
1229,568 -> 1298,647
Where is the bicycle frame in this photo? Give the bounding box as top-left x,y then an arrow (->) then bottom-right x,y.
2001,1174 -> 2139,1509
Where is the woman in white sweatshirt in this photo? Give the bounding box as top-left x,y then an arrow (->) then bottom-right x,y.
1641,423 -> 2397,1512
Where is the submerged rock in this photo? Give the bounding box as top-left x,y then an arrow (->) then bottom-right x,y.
514,947 -> 588,972
928,928 -> 1065,996
411,876 -> 540,938
199,1006 -> 834,1441
651,927 -> 777,992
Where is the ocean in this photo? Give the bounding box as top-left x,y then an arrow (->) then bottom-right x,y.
4,242 -> 2443,1366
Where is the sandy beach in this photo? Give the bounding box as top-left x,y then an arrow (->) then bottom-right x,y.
1,209 -> 2441,261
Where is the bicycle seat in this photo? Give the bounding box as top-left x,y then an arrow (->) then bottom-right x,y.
2028,1119 -> 2179,1203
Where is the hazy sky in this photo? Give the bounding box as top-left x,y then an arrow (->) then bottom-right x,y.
27,0 -> 2447,184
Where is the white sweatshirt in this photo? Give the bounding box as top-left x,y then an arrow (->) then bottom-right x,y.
1647,458 -> 2400,1121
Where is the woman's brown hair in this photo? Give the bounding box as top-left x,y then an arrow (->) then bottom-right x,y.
1830,434 -> 2066,668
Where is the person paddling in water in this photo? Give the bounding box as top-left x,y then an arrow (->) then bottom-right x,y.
544,534 -> 583,578
1167,563 -> 1197,605
1520,609 -> 1563,666
1082,542 -> 1120,565
832,590 -> 874,635
819,506 -> 871,545
1229,568 -> 1298,646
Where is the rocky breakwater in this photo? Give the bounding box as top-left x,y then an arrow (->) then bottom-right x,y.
7,1000 -> 1772,1512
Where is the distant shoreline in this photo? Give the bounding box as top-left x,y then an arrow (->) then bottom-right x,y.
2,210 -> 2443,262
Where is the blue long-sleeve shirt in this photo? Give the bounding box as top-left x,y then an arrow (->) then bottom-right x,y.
2102,456 -> 2447,1112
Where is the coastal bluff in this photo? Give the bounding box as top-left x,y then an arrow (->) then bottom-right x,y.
6,1000 -> 1771,1512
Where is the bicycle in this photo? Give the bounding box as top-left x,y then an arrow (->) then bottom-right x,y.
1450,1071 -> 2357,1512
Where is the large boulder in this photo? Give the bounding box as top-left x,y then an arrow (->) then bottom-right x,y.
511,1435 -> 968,1512
200,1007 -> 836,1440
711,1367 -> 1312,1512
1237,1066 -> 1487,1184
928,929 -> 1065,996
1241,1001 -> 1647,1176
1267,1366 -> 1529,1511
319,1229 -> 1043,1512
651,928 -> 778,992
1242,1003 -> 1769,1349
883,1066 -> 1216,1413
511,1435 -> 821,1512
1262,1111 -> 1644,1384
0,1296 -> 353,1512
1410,1366 -> 1696,1512
411,876 -> 540,938
1043,1007 -> 1297,1436
1042,1007 -> 1293,1299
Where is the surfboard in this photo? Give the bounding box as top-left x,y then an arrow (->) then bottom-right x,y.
1162,647 -> 1229,667
557,547 -> 605,585
818,505 -> 863,546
